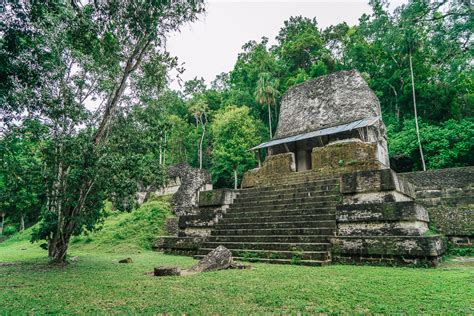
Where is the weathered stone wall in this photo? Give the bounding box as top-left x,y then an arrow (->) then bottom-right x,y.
167,163 -> 212,216
275,70 -> 383,139
311,141 -> 383,174
331,168 -> 446,265
241,153 -> 296,188
398,167 -> 474,245
155,189 -> 238,255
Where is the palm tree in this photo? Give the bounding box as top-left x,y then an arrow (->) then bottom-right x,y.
188,96 -> 209,169
404,29 -> 426,171
255,72 -> 279,139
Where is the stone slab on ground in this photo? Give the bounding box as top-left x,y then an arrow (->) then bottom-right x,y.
154,266 -> 181,276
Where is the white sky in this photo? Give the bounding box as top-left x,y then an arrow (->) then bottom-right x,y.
166,0 -> 406,90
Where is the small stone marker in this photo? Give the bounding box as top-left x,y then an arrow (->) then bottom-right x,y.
118,258 -> 133,263
154,266 -> 181,276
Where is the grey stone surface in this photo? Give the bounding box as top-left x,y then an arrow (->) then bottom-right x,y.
275,70 -> 383,139
154,266 -> 181,276
398,166 -> 474,238
167,163 -> 212,216
189,245 -> 234,272
399,166 -> 474,189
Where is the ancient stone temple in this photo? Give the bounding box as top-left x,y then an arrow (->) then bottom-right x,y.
156,70 -> 473,266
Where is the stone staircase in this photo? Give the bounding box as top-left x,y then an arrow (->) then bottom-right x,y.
195,172 -> 341,265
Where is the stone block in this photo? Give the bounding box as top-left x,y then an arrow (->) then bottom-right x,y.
342,191 -> 412,204
165,218 -> 178,235
337,221 -> 429,236
154,266 -> 181,276
330,235 -> 446,257
341,168 -> 415,197
398,166 -> 474,189
311,141 -> 382,174
198,189 -> 237,207
425,205 -> 474,237
336,201 -> 429,223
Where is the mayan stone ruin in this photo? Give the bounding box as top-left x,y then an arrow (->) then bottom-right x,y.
156,70 -> 473,266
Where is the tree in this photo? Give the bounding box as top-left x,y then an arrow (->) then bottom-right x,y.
255,72 -> 279,139
387,118 -> 474,171
188,95 -> 209,169
211,106 -> 262,189
1,0 -> 204,263
0,120 -> 46,232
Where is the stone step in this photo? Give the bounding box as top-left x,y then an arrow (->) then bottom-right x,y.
211,227 -> 336,236
232,195 -> 340,208
224,207 -> 336,219
235,189 -> 339,203
215,220 -> 336,230
220,213 -> 335,223
228,201 -> 339,212
240,179 -> 338,192
201,241 -> 331,252
193,255 -> 331,266
237,183 -> 339,197
197,248 -> 330,261
206,235 -> 332,243
259,171 -> 337,182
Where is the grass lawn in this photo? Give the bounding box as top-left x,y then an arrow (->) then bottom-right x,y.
1,201 -> 473,314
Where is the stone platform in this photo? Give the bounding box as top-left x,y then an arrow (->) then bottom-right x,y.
156,141 -> 472,266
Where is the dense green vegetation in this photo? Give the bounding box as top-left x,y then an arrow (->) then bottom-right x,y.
0,0 -> 472,261
0,202 -> 473,314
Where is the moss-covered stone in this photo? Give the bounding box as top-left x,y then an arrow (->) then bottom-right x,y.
241,153 -> 296,188
312,141 -> 382,174
336,201 -> 429,222
198,189 -> 236,207
330,235 -> 446,257
427,206 -> 474,237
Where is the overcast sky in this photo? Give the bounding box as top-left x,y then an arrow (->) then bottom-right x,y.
166,0 -> 405,90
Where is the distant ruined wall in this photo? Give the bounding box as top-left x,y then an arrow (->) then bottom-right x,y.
167,163 -> 212,216
399,167 -> 474,245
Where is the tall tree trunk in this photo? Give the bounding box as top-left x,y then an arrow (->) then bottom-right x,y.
49,229 -> 73,263
234,168 -> 238,189
267,103 -> 273,139
20,215 -> 25,232
0,213 -> 4,235
409,53 -> 426,171
199,124 -> 205,169
389,84 -> 400,122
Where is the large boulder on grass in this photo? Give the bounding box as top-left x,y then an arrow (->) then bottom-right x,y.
189,245 -> 234,272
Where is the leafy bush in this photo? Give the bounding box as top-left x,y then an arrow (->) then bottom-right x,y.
2,225 -> 18,236
387,118 -> 474,171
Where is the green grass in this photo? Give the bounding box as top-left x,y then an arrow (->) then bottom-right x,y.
1,201 -> 473,314
70,200 -> 174,253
